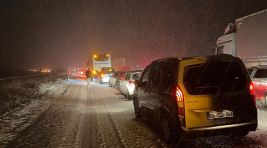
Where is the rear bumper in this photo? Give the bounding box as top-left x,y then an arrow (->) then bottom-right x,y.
100,77 -> 110,83
182,119 -> 257,137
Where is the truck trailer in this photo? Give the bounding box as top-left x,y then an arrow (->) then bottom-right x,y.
215,9 -> 267,67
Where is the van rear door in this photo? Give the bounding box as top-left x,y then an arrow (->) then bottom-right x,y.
178,58 -> 257,129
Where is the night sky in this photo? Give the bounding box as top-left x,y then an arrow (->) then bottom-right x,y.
0,0 -> 266,69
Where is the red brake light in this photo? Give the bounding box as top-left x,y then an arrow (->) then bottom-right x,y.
176,86 -> 185,117
120,76 -> 125,80
249,82 -> 256,104
176,86 -> 184,102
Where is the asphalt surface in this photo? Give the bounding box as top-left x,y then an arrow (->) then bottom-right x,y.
3,80 -> 267,148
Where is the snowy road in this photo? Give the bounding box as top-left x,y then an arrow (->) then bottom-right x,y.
2,80 -> 267,148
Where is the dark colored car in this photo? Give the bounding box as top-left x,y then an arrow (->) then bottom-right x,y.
133,54 -> 257,144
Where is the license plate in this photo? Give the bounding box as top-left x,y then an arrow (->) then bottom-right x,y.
207,110 -> 234,120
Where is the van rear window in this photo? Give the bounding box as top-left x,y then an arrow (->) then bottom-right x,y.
183,62 -> 247,95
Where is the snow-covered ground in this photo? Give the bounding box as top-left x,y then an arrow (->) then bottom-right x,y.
0,79 -> 267,147
0,78 -> 68,146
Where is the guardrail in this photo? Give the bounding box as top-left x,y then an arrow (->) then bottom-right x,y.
0,73 -> 49,81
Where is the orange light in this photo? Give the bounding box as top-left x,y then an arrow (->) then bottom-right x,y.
93,54 -> 98,58
106,54 -> 109,57
92,70 -> 96,75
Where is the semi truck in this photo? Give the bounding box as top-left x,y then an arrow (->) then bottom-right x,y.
215,9 -> 267,67
91,54 -> 113,83
215,9 -> 267,106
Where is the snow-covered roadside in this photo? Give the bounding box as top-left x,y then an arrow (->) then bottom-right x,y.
247,109 -> 267,146
0,78 -> 68,146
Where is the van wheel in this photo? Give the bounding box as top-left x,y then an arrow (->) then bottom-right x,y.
161,113 -> 183,145
161,115 -> 172,143
133,96 -> 141,118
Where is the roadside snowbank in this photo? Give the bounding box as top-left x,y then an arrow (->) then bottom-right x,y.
0,77 -> 68,146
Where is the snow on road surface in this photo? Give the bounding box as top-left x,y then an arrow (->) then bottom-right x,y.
1,79 -> 267,148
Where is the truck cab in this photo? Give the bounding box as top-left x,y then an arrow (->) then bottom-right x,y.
215,23 -> 237,56
216,33 -> 236,56
215,9 -> 267,59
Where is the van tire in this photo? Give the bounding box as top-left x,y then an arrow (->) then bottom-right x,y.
160,112 -> 183,145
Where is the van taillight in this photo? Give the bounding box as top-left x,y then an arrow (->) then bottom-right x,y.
176,86 -> 184,102
249,82 -> 256,105
176,86 -> 185,117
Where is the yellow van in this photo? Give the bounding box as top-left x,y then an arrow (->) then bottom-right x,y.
133,54 -> 257,144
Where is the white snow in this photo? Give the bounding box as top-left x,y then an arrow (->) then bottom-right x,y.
0,78 -> 67,146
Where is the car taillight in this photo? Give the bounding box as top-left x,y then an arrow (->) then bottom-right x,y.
129,80 -> 135,85
249,82 -> 256,105
176,86 -> 185,117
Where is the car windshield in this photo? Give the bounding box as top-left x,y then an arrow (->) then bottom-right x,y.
183,62 -> 247,95
254,69 -> 267,78
101,67 -> 114,74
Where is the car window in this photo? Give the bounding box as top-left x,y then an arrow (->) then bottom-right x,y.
183,62 -> 247,95
254,69 -> 267,78
150,63 -> 161,87
132,72 -> 142,80
216,46 -> 224,54
125,73 -> 131,80
161,62 -> 176,92
140,67 -> 150,86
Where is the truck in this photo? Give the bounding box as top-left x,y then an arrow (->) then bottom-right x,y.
91,54 -> 113,83
215,9 -> 267,106
215,9 -> 267,66
92,54 -> 112,71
